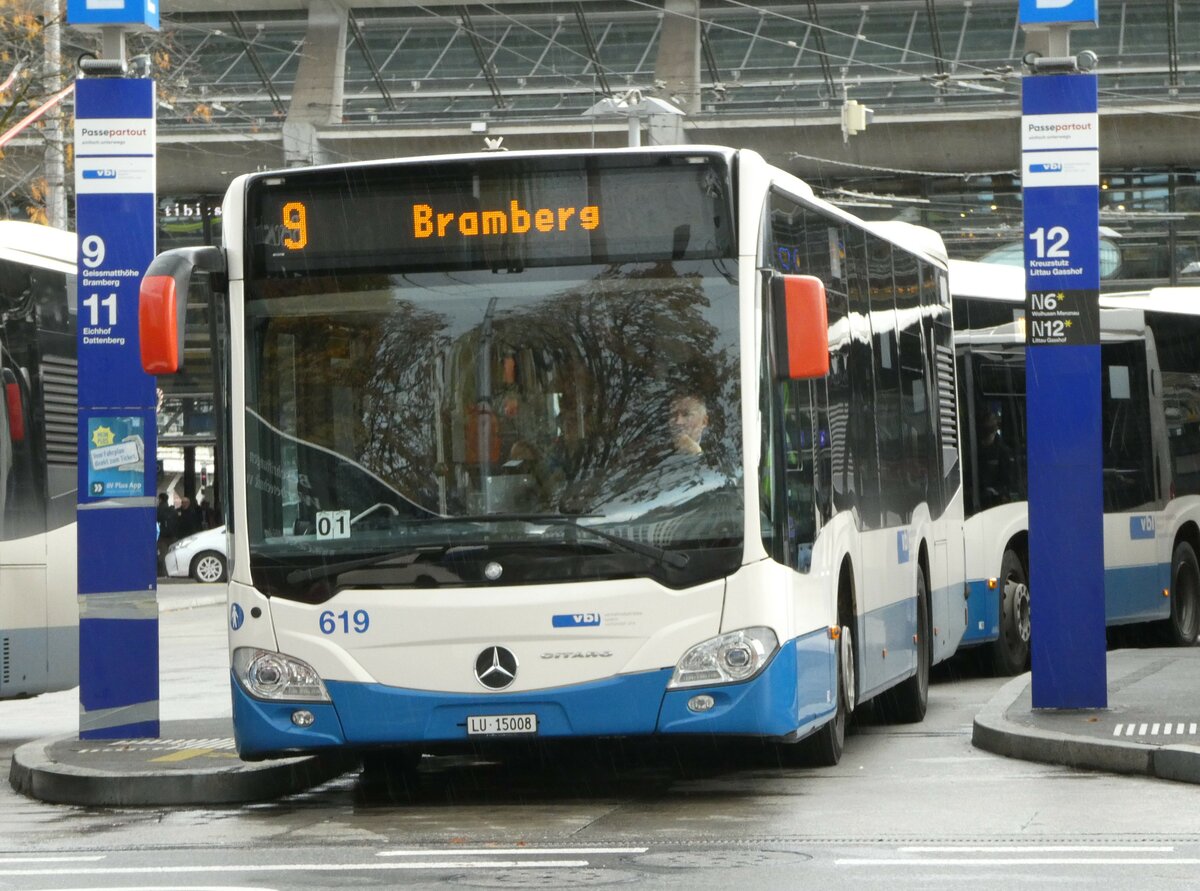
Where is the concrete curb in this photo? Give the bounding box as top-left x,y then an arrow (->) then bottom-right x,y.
972,673 -> 1200,785
157,590 -> 226,612
1153,744 -> 1200,784
9,732 -> 358,807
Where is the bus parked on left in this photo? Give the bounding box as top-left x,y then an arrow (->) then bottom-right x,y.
0,221 -> 78,699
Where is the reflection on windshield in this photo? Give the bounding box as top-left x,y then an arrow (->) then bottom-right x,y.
244,262 -> 742,596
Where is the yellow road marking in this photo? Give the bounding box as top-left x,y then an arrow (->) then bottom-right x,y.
149,748 -> 239,763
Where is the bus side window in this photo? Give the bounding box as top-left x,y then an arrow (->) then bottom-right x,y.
783,381 -> 819,570
1101,342 -> 1154,511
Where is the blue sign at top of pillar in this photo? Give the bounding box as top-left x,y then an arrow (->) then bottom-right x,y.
1019,0 -> 1098,28
67,0 -> 159,30
1022,73 -> 1098,116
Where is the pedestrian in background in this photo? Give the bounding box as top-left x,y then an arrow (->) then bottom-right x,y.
156,492 -> 178,576
178,495 -> 202,538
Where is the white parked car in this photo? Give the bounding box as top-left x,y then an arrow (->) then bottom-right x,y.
165,526 -> 228,583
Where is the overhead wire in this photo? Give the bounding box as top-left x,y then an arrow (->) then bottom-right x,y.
154,0 -> 1024,131
94,1 -> 1200,169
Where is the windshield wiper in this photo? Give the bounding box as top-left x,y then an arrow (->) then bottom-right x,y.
456,513 -> 690,569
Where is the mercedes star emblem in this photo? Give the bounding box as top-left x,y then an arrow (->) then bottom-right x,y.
474,646 -> 518,690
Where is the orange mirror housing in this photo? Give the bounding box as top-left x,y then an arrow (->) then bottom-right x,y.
137,246 -> 225,375
139,273 -> 181,374
769,273 -> 830,380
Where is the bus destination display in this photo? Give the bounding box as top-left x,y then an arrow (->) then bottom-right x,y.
248,154 -> 734,276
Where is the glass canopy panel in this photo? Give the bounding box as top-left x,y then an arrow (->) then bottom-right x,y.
854,9 -> 916,67
1121,3 -> 1171,64
137,2 -> 1188,131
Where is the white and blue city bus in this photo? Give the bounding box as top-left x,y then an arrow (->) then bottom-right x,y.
952,261 -> 1200,674
0,221 -> 78,699
139,147 -> 966,766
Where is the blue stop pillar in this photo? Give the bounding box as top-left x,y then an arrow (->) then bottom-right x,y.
74,77 -> 160,738
1022,71 -> 1106,709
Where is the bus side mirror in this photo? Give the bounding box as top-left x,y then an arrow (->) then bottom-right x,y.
139,246 -> 225,374
2,368 -> 24,443
769,273 -> 830,379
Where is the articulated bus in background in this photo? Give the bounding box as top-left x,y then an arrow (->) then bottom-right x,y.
951,259 -> 1200,674
0,221 -> 78,699
140,146 -> 966,767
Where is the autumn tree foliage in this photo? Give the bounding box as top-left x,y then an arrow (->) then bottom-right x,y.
0,0 -> 186,223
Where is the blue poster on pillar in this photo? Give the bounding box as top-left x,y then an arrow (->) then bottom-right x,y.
79,408 -> 156,502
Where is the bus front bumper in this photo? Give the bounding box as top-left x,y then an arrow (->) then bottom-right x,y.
230,629 -> 836,760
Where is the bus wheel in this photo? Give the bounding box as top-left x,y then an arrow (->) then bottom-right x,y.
1164,542 -> 1200,646
884,569 -> 930,724
991,550 -> 1031,675
800,623 -> 852,767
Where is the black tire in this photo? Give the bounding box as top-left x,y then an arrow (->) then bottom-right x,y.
884,567 -> 929,724
190,550 -> 227,583
1163,541 -> 1200,646
799,623 -> 852,767
990,549 -> 1031,675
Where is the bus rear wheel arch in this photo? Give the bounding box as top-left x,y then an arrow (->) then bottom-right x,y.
792,561 -> 857,767
882,557 -> 930,724
1164,540 -> 1200,647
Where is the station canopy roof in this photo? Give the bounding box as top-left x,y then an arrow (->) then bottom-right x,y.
122,0 -> 1198,134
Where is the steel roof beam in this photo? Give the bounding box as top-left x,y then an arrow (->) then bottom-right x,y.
459,5 -> 506,110
228,12 -> 285,115
348,10 -> 396,110
574,3 -> 612,97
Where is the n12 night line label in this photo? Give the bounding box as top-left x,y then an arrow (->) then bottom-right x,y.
1025,289 -> 1099,346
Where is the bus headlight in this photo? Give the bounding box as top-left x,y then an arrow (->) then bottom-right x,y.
233,647 -> 331,702
668,627 -> 779,689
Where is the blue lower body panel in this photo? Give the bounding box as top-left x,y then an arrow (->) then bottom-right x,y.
230,629 -> 838,759
960,563 -> 1170,651
961,579 -> 1000,646
331,668 -> 673,743
231,673 -> 347,759
659,627 -> 834,738
1105,563 -> 1169,625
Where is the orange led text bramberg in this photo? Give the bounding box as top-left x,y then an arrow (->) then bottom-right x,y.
412,199 -> 600,239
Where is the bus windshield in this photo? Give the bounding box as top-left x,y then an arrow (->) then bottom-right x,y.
242,156 -> 742,600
